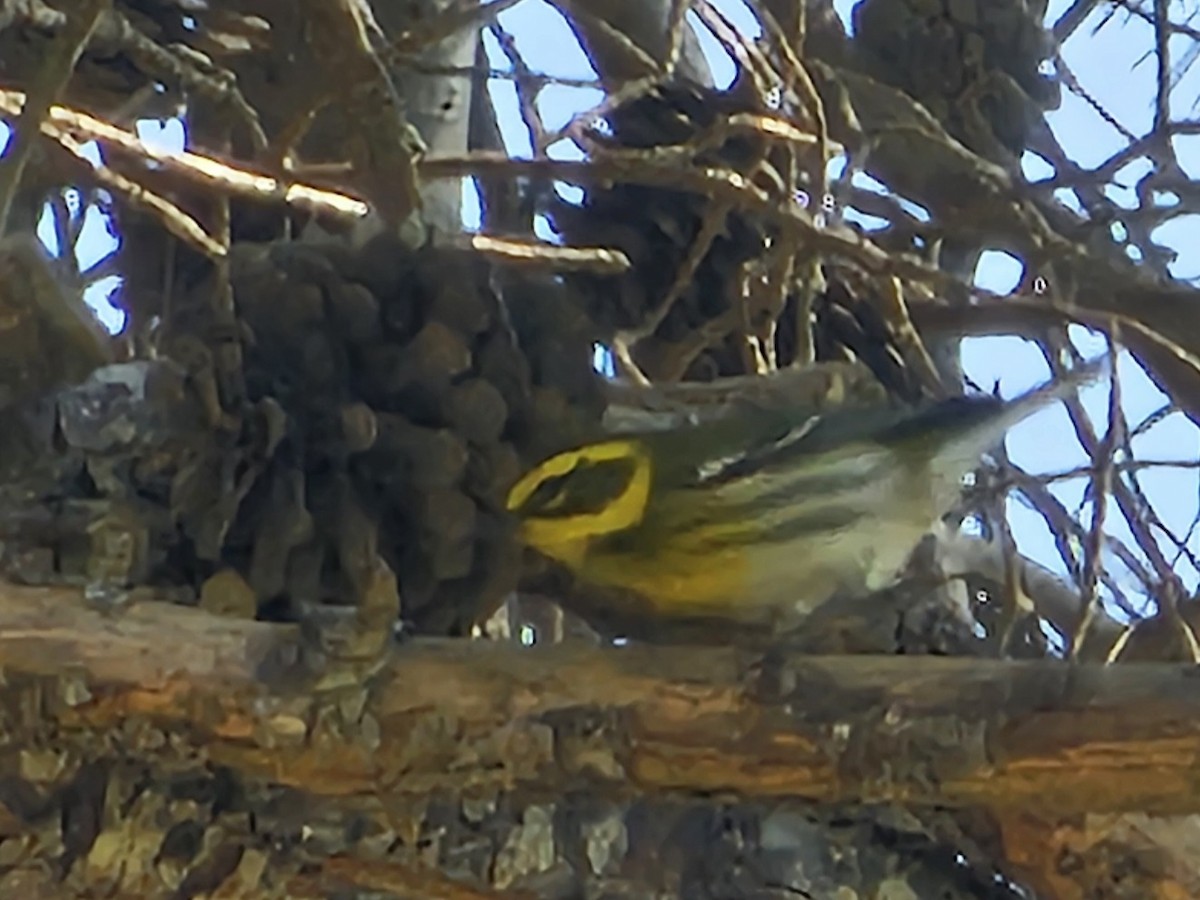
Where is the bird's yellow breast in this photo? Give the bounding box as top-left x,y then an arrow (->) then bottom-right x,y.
579,521 -> 754,615
542,459 -> 937,625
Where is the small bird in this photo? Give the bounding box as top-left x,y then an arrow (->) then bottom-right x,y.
507,361 -> 1103,637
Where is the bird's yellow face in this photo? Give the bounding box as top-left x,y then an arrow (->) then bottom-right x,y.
506,439 -> 653,569
508,438 -> 758,617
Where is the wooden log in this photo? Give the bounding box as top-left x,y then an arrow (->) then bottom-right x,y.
0,580 -> 1197,816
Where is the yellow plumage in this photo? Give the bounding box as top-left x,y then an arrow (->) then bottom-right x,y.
507,362 -> 1103,635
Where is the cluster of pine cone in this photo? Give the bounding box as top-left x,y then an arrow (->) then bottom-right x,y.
0,233 -> 603,639
546,80 -> 780,381
546,79 -> 926,399
223,235 -> 603,634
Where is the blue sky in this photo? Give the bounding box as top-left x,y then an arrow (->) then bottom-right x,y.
2,0 -> 1197,628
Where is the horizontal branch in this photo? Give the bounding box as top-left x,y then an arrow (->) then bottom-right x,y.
0,581 -> 1196,815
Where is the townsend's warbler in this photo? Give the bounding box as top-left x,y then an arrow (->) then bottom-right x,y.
506,362 -> 1102,636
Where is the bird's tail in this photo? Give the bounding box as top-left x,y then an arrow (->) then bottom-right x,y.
927,355 -> 1110,474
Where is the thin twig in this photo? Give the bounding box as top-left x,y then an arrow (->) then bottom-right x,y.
0,0 -> 109,233
0,90 -> 369,220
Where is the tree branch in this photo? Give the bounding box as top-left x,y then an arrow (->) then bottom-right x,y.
0,580 -> 1198,817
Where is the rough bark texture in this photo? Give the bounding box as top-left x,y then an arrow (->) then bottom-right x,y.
0,580 -> 1196,896
0,580 -> 1196,817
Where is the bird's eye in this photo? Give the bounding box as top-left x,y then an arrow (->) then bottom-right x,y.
523,473 -> 571,512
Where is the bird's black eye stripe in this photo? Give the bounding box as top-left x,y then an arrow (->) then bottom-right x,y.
517,456 -> 639,518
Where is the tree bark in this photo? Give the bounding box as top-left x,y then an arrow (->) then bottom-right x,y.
1,580 -> 1199,817
553,0 -> 713,88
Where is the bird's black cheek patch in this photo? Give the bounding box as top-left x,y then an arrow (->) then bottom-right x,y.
516,454 -> 640,519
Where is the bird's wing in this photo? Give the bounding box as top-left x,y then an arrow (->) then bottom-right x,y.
671,355 -> 1107,488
